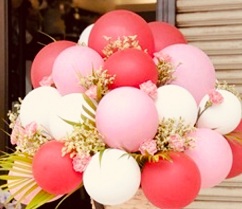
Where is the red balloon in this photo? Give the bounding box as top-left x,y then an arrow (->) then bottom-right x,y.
103,48 -> 158,89
226,137 -> 242,179
31,40 -> 76,88
226,119 -> 242,179
141,152 -> 201,209
235,118 -> 242,132
88,10 -> 155,57
32,140 -> 83,195
148,21 -> 187,52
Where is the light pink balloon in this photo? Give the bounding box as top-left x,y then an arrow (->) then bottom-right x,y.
185,128 -> 232,188
95,87 -> 159,152
52,45 -> 104,95
161,44 -> 216,104
30,40 -> 76,88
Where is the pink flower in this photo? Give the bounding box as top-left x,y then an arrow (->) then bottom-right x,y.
196,89 -> 224,126
85,85 -> 97,100
153,51 -> 172,63
72,154 -> 91,173
208,89 -> 224,105
139,140 -> 157,155
39,75 -> 54,86
10,119 -> 24,145
24,122 -> 38,137
168,134 -> 185,152
139,80 -> 157,99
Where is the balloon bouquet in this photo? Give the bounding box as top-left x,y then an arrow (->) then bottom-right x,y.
1,9 -> 242,209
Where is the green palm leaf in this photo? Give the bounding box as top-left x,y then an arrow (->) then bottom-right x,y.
26,189 -> 57,209
83,93 -> 97,112
0,151 -> 61,209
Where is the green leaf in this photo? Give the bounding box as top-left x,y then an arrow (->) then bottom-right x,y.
82,105 -> 95,120
131,151 -> 171,168
83,94 -> 97,111
1,177 -> 29,190
60,117 -> 82,127
0,175 -> 25,180
4,152 -> 32,164
3,168 -> 31,175
26,190 -> 57,209
1,176 -> 34,204
15,182 -> 39,206
0,152 -> 60,209
80,116 -> 96,127
96,81 -> 103,102
0,151 -> 45,207
9,179 -> 36,203
98,149 -> 106,167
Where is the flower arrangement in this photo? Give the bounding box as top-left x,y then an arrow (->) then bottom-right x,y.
1,9 -> 242,209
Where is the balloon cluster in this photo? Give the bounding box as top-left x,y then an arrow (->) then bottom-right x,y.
2,9 -> 242,209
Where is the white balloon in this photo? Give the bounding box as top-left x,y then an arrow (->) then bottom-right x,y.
155,85 -> 198,126
78,24 -> 94,45
83,149 -> 141,205
19,86 -> 61,129
48,93 -> 94,140
196,89 -> 242,134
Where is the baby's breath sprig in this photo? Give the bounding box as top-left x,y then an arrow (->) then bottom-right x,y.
78,68 -> 115,102
6,98 -> 51,156
7,98 -> 22,129
153,52 -> 176,86
14,128 -> 51,156
62,119 -> 106,158
10,121 -> 51,156
154,118 -> 195,152
102,35 -> 144,59
216,80 -> 242,100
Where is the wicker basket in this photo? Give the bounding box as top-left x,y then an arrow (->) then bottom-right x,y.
91,189 -> 158,209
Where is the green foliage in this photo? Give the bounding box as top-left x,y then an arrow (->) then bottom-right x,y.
131,151 -> 171,169
0,151 -> 61,209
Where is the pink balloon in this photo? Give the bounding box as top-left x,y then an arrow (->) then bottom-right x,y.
185,128 -> 233,188
161,44 -> 216,104
31,40 -> 76,88
148,21 -> 187,52
95,87 -> 159,152
52,45 -> 104,95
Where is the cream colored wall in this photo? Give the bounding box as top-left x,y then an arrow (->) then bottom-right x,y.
186,175 -> 242,209
176,1 -> 242,208
177,0 -> 242,95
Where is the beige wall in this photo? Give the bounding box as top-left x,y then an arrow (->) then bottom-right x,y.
0,0 -> 8,151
